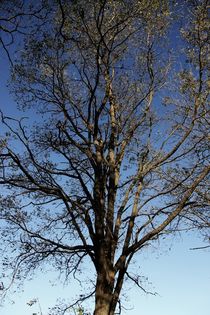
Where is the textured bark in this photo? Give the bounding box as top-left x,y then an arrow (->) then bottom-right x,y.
93,243 -> 116,315
94,292 -> 111,315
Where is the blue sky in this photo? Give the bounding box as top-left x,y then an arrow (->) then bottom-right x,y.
1,233 -> 210,315
0,28 -> 210,315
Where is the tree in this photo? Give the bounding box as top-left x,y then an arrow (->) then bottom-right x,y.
0,1 -> 209,314
0,0 -> 48,64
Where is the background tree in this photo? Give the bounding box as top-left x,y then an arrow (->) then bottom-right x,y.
0,1 -> 209,315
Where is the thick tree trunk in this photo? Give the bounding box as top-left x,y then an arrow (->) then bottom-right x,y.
93,268 -> 115,315
94,284 -> 112,315
94,298 -> 111,315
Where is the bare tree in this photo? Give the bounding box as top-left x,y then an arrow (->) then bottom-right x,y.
0,1 -> 209,315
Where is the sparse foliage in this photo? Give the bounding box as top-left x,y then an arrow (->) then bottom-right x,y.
0,0 -> 48,64
0,1 -> 209,315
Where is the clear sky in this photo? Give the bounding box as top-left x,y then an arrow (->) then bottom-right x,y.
0,29 -> 210,315
1,233 -> 210,315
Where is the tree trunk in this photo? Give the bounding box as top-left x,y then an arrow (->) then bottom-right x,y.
94,299 -> 111,315
93,269 -> 115,315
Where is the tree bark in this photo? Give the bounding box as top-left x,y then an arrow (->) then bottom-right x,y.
94,261 -> 115,315
94,279 -> 112,315
94,297 -> 111,315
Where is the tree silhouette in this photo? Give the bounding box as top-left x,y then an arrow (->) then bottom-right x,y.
0,1 -> 209,314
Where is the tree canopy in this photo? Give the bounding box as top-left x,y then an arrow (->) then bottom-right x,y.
0,1 -> 209,314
